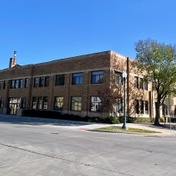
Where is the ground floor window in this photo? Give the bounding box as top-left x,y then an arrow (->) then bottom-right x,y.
115,98 -> 123,113
135,100 -> 149,114
21,97 -> 27,109
71,97 -> 82,111
8,97 -> 21,114
90,96 -> 102,112
53,97 -> 64,110
0,98 -> 4,108
32,96 -> 48,110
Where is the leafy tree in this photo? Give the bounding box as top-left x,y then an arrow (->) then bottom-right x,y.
135,38 -> 176,125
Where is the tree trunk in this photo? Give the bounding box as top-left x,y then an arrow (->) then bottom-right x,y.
154,102 -> 160,125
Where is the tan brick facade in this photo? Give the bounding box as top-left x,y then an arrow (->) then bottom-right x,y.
0,50 -> 172,118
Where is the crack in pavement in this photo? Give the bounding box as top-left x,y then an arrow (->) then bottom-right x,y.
0,142 -> 134,176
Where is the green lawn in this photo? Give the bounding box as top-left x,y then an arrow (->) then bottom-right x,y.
95,126 -> 160,134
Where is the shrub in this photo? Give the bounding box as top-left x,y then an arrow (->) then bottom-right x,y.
103,116 -> 119,124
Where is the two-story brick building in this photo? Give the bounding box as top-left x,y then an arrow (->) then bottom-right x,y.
0,50 -> 167,118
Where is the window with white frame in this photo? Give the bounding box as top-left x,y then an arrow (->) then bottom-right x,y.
90,96 -> 102,112
54,97 -> 64,110
115,72 -> 123,85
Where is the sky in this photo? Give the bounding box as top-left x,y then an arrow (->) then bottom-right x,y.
0,0 -> 176,69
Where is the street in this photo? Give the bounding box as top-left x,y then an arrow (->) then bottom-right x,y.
0,115 -> 176,176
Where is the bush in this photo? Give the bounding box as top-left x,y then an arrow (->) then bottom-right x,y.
103,116 -> 119,124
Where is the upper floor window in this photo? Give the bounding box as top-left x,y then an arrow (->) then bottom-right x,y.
45,76 -> 50,87
39,77 -> 44,87
0,81 -> 2,90
55,75 -> 64,86
10,80 -> 15,89
115,72 -> 122,85
3,81 -> 7,89
34,77 -> 39,87
24,78 -> 29,88
19,79 -> 23,88
91,71 -> 104,84
72,73 -> 83,85
144,81 -> 148,90
134,77 -> 139,88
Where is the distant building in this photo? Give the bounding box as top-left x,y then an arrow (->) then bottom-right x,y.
0,50 -> 175,118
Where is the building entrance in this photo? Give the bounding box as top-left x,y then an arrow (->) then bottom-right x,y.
8,98 -> 21,114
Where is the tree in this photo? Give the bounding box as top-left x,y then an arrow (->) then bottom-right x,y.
135,38 -> 176,125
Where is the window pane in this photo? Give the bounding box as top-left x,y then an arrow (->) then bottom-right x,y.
45,76 -> 49,87
54,97 -> 64,110
25,78 -> 28,88
91,71 -> 104,84
39,77 -> 44,87
43,97 -> 48,110
71,97 -> 82,111
55,75 -> 64,86
90,96 -> 102,112
34,77 -> 39,87
72,73 -> 83,85
37,97 -> 42,109
32,97 -> 37,109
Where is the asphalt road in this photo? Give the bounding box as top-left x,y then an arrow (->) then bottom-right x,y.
0,115 -> 176,176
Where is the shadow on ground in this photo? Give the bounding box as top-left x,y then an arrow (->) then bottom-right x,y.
0,114 -> 94,127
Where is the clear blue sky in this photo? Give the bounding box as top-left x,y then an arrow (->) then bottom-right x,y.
1,0 -> 176,69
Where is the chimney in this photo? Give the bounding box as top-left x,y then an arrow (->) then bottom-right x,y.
9,51 -> 17,68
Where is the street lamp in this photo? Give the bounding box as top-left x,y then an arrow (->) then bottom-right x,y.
122,71 -> 128,130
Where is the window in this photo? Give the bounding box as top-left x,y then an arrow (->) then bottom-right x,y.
115,98 -> 123,113
34,77 -> 39,87
19,79 -> 23,88
139,78 -> 143,89
144,81 -> 148,90
71,97 -> 82,111
54,97 -> 64,110
55,75 -> 64,86
32,97 -> 37,109
15,80 -> 19,89
145,101 -> 149,114
140,100 -> 144,114
72,73 -> 83,85
135,99 -> 139,114
39,77 -> 44,87
91,71 -> 104,84
24,78 -> 29,88
37,97 -> 43,109
10,80 -> 15,89
3,81 -> 7,89
45,76 -> 49,87
43,97 -> 48,110
90,96 -> 102,112
134,77 -> 139,88
21,97 -> 26,109
0,99 -> 3,108
115,72 -> 123,85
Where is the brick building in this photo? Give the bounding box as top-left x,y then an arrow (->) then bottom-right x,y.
0,50 -> 172,118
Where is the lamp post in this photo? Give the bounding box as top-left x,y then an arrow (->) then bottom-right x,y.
122,71 -> 128,130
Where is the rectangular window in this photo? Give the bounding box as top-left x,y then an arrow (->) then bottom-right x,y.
140,78 -> 143,89
10,80 -> 15,89
37,97 -> 43,109
145,101 -> 149,114
39,77 -> 44,87
3,81 -> 6,89
115,97 -> 123,113
71,97 -> 82,111
90,96 -> 102,112
15,80 -> 19,89
91,71 -> 104,84
115,72 -> 123,85
144,81 -> 148,90
134,77 -> 139,88
44,76 -> 49,87
19,79 -> 23,88
0,99 -> 3,108
55,75 -> 65,86
140,100 -> 144,114
25,78 -> 29,88
72,73 -> 83,85
21,97 -> 26,109
54,97 -> 64,110
32,97 -> 37,109
135,99 -> 139,114
0,81 -> 2,89
34,77 -> 39,87
43,97 -> 48,110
